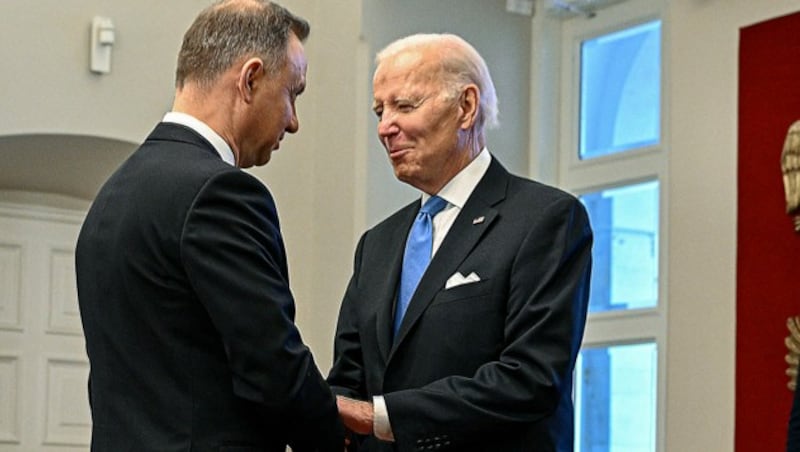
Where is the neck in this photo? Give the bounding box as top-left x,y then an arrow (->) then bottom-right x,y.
172,80 -> 241,163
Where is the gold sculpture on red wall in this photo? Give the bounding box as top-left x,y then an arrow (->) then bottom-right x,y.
787,317 -> 800,390
783,120 -> 800,392
781,120 -> 800,232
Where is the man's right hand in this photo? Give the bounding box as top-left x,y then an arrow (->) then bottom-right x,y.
336,396 -> 374,435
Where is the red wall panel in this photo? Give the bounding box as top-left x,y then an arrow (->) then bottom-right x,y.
737,11 -> 800,452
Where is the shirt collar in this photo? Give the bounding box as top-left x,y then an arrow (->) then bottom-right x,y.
162,112 -> 236,166
421,148 -> 491,208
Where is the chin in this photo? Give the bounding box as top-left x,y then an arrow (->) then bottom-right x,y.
258,151 -> 273,167
392,161 -> 417,181
394,170 -> 417,187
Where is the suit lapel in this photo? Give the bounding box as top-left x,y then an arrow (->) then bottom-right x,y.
390,159 -> 510,354
375,203 -> 419,361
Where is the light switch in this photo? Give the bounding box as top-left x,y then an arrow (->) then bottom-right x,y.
91,16 -> 115,74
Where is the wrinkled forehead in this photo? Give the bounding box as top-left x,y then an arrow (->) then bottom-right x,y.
373,49 -> 443,94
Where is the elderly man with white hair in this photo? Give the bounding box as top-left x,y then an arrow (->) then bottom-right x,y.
328,33 -> 594,452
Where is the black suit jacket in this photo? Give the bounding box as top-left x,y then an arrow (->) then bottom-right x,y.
76,123 -> 343,452
789,387 -> 800,451
328,158 -> 593,452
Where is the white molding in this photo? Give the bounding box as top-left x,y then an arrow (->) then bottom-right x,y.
41,355 -> 90,447
0,203 -> 85,226
0,352 -> 21,444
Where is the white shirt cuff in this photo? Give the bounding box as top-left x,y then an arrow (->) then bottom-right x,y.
372,395 -> 395,441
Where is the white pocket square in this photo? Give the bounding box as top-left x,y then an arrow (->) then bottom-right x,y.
445,271 -> 481,289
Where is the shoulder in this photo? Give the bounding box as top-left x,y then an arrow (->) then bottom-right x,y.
196,169 -> 275,211
351,200 -> 418,256
134,124 -> 270,201
484,157 -> 582,211
509,175 -> 580,205
482,164 -> 589,238
364,199 -> 418,234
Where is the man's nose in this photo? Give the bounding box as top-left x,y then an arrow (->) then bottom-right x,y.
377,115 -> 398,138
286,110 -> 299,134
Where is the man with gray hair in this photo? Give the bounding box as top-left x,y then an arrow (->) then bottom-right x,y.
76,1 -> 343,450
328,33 -> 593,451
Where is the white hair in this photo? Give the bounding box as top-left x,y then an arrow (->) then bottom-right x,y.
376,33 -> 500,132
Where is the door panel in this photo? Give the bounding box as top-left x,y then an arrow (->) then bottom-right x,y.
0,203 -> 89,452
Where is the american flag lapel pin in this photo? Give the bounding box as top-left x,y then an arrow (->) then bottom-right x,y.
472,216 -> 485,225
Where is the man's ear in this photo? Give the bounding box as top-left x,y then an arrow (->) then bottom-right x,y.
237,58 -> 264,103
458,84 -> 480,130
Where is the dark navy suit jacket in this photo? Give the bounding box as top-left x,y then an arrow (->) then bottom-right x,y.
328,158 -> 593,452
76,123 -> 343,452
789,387 -> 800,451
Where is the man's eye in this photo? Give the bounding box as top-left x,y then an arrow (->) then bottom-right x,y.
397,104 -> 414,112
374,109 -> 383,119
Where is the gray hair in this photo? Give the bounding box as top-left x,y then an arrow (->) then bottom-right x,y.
175,0 -> 309,88
376,33 -> 499,132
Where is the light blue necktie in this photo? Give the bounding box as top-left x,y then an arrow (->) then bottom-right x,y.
394,195 -> 448,337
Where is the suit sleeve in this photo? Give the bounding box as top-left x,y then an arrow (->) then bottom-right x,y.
327,234 -> 368,399
384,196 -> 592,449
181,170 -> 343,451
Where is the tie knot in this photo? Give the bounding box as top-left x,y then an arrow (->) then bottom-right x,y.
420,195 -> 447,217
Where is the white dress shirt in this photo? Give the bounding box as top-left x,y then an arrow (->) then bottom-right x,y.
373,148 -> 492,441
162,112 -> 236,166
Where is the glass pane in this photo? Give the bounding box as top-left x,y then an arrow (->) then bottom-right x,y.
580,20 -> 661,159
580,181 -> 659,313
575,342 -> 657,452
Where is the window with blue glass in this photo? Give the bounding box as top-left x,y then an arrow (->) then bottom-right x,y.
580,181 -> 659,313
575,342 -> 658,452
580,20 -> 661,159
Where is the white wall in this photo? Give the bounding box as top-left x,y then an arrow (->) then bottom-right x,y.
665,1 -> 799,450
254,0 -> 365,370
0,0 -> 209,198
0,0 -> 203,141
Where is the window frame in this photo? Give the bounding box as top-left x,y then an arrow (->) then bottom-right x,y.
537,0 -> 669,450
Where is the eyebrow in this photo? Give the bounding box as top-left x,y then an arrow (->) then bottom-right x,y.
372,96 -> 423,110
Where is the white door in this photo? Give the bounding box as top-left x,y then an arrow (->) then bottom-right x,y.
0,202 -> 90,452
